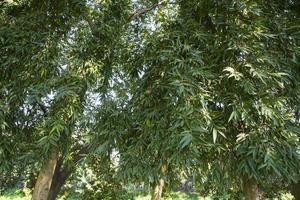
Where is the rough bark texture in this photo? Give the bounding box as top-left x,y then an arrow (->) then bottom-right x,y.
47,162 -> 71,200
150,164 -> 168,200
47,145 -> 89,200
151,179 -> 165,200
32,147 -> 59,200
290,181 -> 300,200
242,176 -> 259,200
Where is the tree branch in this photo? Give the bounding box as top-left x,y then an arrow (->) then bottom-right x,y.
38,102 -> 48,115
73,144 -> 90,163
129,1 -> 166,21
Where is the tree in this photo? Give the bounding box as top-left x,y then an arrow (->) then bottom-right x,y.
1,0 -> 299,199
115,0 -> 300,199
1,0 -> 131,199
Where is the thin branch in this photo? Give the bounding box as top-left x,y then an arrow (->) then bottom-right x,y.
86,14 -> 101,39
85,0 -> 170,39
73,144 -> 90,163
129,1 -> 166,21
38,103 -> 48,115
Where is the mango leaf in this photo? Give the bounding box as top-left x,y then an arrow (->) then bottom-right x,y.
180,132 -> 193,149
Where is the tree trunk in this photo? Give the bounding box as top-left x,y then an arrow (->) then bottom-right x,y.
151,179 -> 165,200
32,147 -> 59,200
47,145 -> 89,200
47,172 -> 70,200
150,164 -> 168,200
47,164 -> 72,200
290,181 -> 300,200
242,176 -> 259,200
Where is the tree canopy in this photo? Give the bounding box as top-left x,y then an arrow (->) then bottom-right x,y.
0,0 -> 299,200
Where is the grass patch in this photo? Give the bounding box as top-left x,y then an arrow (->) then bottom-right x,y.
0,188 -> 202,200
0,188 -> 294,200
135,192 -> 207,200
0,188 -> 80,200
0,188 -> 31,200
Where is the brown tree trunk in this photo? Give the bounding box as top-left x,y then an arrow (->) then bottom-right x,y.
290,181 -> 300,200
150,164 -> 168,200
47,145 -> 89,200
242,176 -> 259,200
32,147 -> 59,200
47,162 -> 72,200
151,179 -> 165,200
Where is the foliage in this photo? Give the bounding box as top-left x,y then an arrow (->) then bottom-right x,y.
0,188 -> 30,200
114,0 -> 300,196
0,0 -> 299,198
69,155 -> 131,200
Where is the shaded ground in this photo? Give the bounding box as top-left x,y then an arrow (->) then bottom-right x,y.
0,188 -> 294,200
0,188 -> 203,200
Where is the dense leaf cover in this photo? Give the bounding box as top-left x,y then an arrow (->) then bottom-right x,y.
0,0 -> 299,198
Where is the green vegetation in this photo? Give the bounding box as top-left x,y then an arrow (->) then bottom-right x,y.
0,189 -> 31,200
0,189 -> 296,200
0,0 -> 299,199
0,189 -> 202,200
136,193 -> 203,200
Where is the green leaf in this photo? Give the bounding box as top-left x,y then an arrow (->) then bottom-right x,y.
228,110 -> 237,122
180,133 -> 193,149
213,128 -> 217,143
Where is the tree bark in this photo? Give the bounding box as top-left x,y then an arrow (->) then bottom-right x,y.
242,176 -> 259,200
32,147 -> 59,200
46,157 -> 72,200
290,181 -> 300,200
150,164 -> 168,200
47,168 -> 71,200
151,179 -> 165,200
47,145 -> 89,200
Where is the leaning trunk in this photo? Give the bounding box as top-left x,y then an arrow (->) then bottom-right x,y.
242,176 -> 259,200
47,166 -> 71,200
47,179 -> 64,200
290,180 -> 300,200
151,164 -> 168,200
48,145 -> 89,200
151,179 -> 165,200
32,147 -> 59,200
